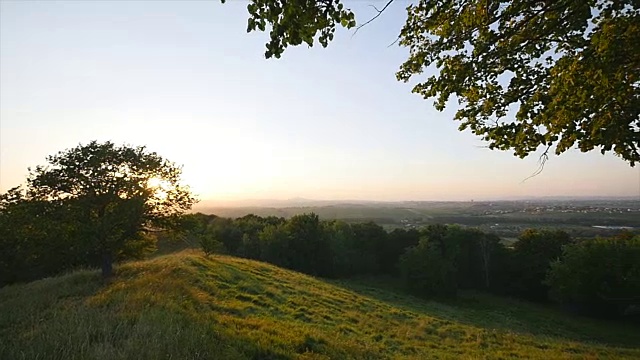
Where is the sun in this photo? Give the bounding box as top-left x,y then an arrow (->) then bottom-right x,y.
147,177 -> 164,188
147,177 -> 171,199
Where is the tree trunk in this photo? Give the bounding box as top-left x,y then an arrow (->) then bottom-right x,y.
483,252 -> 491,289
480,238 -> 491,289
101,252 -> 113,279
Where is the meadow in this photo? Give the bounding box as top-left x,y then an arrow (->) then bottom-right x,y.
1,250 -> 638,359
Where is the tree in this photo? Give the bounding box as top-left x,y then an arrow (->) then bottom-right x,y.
350,221 -> 388,275
399,237 -> 458,298
225,0 -> 640,165
447,226 -> 506,291
258,223 -> 290,266
284,213 -> 333,276
324,220 -> 356,277
508,229 -> 572,301
24,141 -> 196,278
199,231 -> 225,256
0,188 -> 86,285
208,217 -> 242,253
546,235 -> 640,318
382,228 -> 421,275
234,214 -> 285,258
256,213 -> 333,276
181,213 -> 225,256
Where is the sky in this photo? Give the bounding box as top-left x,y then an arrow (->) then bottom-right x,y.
1,0 -> 639,203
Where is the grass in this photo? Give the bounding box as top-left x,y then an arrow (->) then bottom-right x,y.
1,250 -> 638,359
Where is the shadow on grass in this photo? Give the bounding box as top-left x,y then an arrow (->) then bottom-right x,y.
330,276 -> 640,350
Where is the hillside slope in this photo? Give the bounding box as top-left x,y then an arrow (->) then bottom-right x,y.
1,251 -> 638,359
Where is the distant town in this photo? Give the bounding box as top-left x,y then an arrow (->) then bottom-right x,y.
198,198 -> 640,239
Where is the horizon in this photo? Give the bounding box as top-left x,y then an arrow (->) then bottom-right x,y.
2,1 -> 640,202
194,194 -> 640,210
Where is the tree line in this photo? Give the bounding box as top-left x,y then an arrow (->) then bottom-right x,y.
182,212 -> 640,320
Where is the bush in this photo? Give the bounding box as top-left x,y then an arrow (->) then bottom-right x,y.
199,233 -> 225,256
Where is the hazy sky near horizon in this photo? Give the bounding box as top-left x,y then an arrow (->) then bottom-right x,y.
1,1 -> 639,202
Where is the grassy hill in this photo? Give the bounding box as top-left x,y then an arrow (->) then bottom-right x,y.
1,251 -> 638,359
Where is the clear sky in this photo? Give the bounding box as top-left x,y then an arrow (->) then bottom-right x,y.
1,0 -> 639,202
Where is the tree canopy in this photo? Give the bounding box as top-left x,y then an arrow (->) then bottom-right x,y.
225,0 -> 640,165
18,141 -> 196,278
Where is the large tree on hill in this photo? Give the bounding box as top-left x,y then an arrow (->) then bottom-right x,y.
222,0 -> 640,166
24,140 -> 196,278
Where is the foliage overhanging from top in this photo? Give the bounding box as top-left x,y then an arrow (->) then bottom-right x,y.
223,0 -> 640,165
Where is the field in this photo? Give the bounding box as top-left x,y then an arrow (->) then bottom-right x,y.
198,199 -> 640,238
1,250 -> 639,359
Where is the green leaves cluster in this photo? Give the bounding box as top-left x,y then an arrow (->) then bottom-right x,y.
507,229 -> 573,300
399,225 -> 508,298
0,189 -> 84,285
546,234 -> 640,316
223,0 -> 355,58
399,237 -> 459,298
397,0 -> 639,164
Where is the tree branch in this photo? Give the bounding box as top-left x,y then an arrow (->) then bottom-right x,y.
521,145 -> 551,183
387,34 -> 401,48
352,0 -> 395,37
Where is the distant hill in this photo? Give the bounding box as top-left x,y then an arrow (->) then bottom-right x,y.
1,251 -> 639,359
194,197 -> 640,213
194,197 -> 387,209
